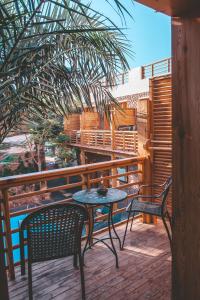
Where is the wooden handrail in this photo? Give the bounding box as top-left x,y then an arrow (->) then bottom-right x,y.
141,58 -> 171,79
0,156 -> 146,278
66,130 -> 138,153
0,157 -> 144,188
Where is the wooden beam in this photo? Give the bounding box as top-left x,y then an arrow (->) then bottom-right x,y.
172,17 -> 200,300
0,203 -> 9,300
136,0 -> 200,17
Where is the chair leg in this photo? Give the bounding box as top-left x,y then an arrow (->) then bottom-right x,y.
19,230 -> 25,275
122,208 -> 132,249
79,254 -> 86,300
162,215 -> 172,251
73,254 -> 79,269
130,214 -> 135,232
166,211 -> 172,230
28,261 -> 33,300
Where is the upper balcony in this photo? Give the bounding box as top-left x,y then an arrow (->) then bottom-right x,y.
66,129 -> 138,156
64,107 -> 139,156
64,58 -> 172,158
111,57 -> 171,100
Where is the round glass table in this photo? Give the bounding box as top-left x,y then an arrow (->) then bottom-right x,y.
73,188 -> 127,268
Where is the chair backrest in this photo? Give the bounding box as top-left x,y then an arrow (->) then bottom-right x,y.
21,203 -> 88,263
161,176 -> 172,212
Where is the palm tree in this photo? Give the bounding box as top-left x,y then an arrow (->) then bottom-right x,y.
0,0 -> 132,143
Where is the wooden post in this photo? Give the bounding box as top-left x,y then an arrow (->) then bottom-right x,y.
80,150 -> 86,165
141,66 -> 144,79
168,58 -> 171,73
111,110 -> 115,150
172,17 -> 200,300
111,154 -> 118,211
80,150 -> 87,190
0,202 -> 9,299
123,132 -> 125,151
2,189 -> 15,280
151,63 -> 154,77
87,174 -> 94,245
140,157 -> 154,224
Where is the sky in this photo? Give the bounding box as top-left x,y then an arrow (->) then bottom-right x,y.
90,1 -> 171,68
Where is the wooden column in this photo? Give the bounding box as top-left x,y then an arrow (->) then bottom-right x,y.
172,17 -> 200,300
2,189 -> 15,280
80,150 -> 86,165
111,153 -> 118,211
0,203 -> 9,300
111,109 -> 115,150
140,157 -> 154,224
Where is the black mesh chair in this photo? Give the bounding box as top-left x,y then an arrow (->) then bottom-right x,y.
122,176 -> 172,250
20,203 -> 88,300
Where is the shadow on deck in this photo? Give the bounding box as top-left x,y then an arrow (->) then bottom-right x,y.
9,220 -> 171,300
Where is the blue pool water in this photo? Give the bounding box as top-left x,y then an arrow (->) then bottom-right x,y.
10,211 -> 122,263
11,214 -> 28,263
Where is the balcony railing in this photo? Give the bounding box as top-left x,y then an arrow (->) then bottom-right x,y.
67,130 -> 138,153
0,156 -> 145,279
141,58 -> 171,79
82,130 -> 112,148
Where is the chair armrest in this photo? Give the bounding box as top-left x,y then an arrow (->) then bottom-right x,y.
135,194 -> 161,199
138,183 -> 163,191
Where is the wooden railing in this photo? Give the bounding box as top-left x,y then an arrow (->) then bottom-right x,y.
82,130 -> 112,148
114,131 -> 138,152
141,58 -> 171,79
0,156 -> 145,279
67,130 -> 138,153
68,130 -> 81,144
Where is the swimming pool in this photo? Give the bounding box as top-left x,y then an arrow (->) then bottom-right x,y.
10,211 -> 122,263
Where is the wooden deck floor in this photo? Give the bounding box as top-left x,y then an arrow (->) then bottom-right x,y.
9,220 -> 171,300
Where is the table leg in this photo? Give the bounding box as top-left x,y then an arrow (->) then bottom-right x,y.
110,205 -> 122,250
108,204 -> 119,268
83,205 -> 94,259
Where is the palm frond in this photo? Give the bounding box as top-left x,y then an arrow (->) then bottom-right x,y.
0,0 -> 133,143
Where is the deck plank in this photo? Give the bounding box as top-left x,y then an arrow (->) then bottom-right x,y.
9,220 -> 171,300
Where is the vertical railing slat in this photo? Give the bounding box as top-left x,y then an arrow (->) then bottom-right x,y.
2,189 -> 15,279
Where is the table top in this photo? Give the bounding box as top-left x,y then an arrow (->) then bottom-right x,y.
72,188 -> 127,205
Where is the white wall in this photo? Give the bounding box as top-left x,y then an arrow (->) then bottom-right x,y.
111,67 -> 149,98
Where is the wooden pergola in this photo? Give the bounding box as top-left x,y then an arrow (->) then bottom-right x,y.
137,0 -> 200,299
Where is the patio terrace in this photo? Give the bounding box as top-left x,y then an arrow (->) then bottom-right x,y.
8,220 -> 171,300
0,155 -> 171,299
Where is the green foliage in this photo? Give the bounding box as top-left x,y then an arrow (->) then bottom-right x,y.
53,134 -> 70,144
0,0 -> 132,143
0,156 -> 36,177
56,147 -> 76,163
0,154 -> 18,163
26,115 -> 74,168
28,117 -> 64,143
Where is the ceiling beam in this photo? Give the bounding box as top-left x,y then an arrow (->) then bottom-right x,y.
135,0 -> 200,17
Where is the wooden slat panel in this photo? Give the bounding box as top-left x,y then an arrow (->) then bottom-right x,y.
151,75 -> 172,208
64,114 -> 80,131
113,109 -> 136,129
81,112 -> 100,130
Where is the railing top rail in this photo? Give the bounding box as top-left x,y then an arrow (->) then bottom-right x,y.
81,130 -> 111,133
0,156 -> 146,189
142,57 -> 171,69
114,130 -> 138,134
67,130 -> 138,133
